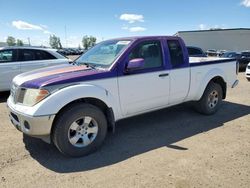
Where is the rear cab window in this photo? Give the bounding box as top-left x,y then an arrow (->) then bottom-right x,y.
167,40 -> 185,68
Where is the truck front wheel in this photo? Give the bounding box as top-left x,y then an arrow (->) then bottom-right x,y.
52,103 -> 107,157
195,82 -> 223,115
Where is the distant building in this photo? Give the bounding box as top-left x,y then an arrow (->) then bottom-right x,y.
175,28 -> 250,52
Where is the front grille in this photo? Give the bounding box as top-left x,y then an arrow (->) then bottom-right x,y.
248,65 -> 250,69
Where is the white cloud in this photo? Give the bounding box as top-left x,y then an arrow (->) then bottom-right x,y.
122,26 -> 146,32
12,20 -> 52,35
120,14 -> 144,23
241,0 -> 250,7
12,20 -> 43,30
199,24 -> 207,30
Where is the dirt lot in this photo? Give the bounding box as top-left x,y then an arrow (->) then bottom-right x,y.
67,55 -> 80,61
0,73 -> 249,188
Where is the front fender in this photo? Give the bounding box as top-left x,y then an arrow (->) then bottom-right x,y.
32,84 -> 119,118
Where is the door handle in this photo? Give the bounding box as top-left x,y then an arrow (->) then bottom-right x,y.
158,73 -> 169,77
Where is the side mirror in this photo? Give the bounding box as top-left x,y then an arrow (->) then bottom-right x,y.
126,58 -> 145,71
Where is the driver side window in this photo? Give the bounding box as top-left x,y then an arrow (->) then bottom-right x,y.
129,40 -> 163,69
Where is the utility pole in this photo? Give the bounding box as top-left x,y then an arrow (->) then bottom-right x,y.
64,25 -> 67,48
27,37 -> 31,46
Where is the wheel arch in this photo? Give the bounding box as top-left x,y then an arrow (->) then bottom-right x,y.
194,68 -> 227,101
51,97 -> 115,138
210,76 -> 226,99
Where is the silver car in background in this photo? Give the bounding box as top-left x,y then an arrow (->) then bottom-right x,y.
0,47 -> 70,91
246,62 -> 250,81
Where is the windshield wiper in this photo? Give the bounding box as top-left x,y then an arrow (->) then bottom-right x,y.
80,62 -> 96,69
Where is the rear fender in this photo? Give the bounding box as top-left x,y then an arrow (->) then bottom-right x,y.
194,68 -> 226,101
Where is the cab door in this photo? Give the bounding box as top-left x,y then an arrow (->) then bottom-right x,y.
167,39 -> 190,104
0,49 -> 20,91
118,40 -> 170,116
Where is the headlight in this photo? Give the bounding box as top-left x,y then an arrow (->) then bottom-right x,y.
22,88 -> 49,106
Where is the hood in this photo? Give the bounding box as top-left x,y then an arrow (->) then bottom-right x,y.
13,64 -> 114,89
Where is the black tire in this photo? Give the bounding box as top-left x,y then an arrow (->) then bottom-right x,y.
195,82 -> 223,115
247,78 -> 250,82
52,103 -> 107,157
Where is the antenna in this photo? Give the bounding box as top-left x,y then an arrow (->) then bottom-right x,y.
27,37 -> 31,46
64,25 -> 67,48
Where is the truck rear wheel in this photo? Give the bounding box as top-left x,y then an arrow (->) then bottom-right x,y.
52,103 -> 107,157
195,82 -> 223,115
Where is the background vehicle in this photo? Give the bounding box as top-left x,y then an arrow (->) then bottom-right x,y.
221,51 -> 241,59
238,51 -> 250,71
245,62 -> 250,81
206,49 -> 218,56
60,48 -> 83,55
187,46 -> 207,57
7,36 -> 238,157
0,47 -> 70,91
217,50 -> 227,57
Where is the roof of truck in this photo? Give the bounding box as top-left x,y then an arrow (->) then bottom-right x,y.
109,36 -> 180,41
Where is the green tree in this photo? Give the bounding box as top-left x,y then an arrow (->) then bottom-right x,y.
82,35 -> 96,50
16,39 -> 24,46
6,36 -> 16,46
58,38 -> 62,49
49,35 -> 62,49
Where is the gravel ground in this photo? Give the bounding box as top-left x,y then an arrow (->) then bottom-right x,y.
0,73 -> 249,188
67,55 -> 80,61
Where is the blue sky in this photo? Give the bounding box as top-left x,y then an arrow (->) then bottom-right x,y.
0,0 -> 249,47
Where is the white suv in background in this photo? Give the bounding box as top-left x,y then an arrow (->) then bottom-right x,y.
246,62 -> 250,81
0,47 -> 70,91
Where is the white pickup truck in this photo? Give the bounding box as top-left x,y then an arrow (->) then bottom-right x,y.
7,36 -> 239,157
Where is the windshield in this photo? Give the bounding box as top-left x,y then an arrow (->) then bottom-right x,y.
222,52 -> 236,58
76,40 -> 131,68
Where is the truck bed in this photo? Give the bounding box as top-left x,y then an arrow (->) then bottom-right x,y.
189,57 -> 235,66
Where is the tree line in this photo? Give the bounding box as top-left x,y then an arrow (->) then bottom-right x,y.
6,35 -> 97,50
6,36 -> 24,46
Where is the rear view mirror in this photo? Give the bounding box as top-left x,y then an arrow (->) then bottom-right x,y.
126,58 -> 145,71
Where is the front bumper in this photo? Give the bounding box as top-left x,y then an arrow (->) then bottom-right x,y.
7,102 -> 55,136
